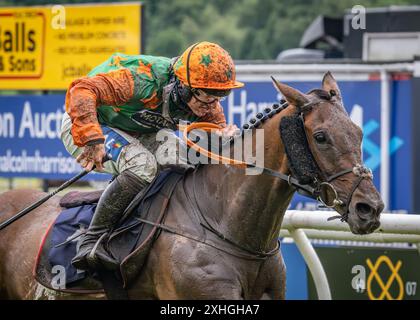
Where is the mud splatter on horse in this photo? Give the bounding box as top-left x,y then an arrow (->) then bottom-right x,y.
0,73 -> 383,299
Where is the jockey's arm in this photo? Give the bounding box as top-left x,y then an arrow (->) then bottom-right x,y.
65,68 -> 135,170
66,68 -> 134,147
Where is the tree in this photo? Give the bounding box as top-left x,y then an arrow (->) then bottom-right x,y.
2,0 -> 420,59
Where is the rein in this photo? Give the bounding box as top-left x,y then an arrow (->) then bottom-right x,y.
181,96 -> 373,223
161,91 -> 373,259
188,168 -> 280,259
181,121 -> 319,197
135,170 -> 280,261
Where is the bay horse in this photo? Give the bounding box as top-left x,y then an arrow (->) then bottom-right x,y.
0,73 -> 383,299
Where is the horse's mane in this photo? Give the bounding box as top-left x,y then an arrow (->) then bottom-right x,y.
241,87 -> 332,132
192,86 -> 333,172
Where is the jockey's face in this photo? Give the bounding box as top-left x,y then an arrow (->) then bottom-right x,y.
187,90 -> 224,117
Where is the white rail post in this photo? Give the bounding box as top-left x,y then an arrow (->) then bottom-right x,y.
288,228 -> 332,300
415,243 -> 420,256
380,69 -> 390,211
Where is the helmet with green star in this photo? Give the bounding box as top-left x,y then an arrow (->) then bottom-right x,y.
174,41 -> 244,90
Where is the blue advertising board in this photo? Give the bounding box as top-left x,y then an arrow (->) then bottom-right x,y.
0,78 -> 413,209
0,95 -> 107,180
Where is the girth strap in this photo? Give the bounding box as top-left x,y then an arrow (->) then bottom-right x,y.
135,217 -> 279,260
190,169 -> 280,259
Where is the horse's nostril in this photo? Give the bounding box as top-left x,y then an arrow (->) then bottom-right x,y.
355,202 -> 373,216
356,202 -> 372,213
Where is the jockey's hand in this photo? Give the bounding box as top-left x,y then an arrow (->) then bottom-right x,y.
216,124 -> 241,140
76,143 -> 106,172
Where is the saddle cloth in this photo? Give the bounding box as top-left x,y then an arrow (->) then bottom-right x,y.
34,168 -> 185,294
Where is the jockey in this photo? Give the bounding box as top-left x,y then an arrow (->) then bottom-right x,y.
61,41 -> 244,271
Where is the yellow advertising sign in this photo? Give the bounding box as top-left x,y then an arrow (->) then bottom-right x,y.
0,2 -> 142,90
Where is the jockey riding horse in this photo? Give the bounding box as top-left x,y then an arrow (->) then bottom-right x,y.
62,42 -> 243,271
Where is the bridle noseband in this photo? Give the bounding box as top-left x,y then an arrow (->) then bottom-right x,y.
176,91 -> 374,259
315,164 -> 373,221
293,95 -> 374,221
183,90 -> 374,223
240,92 -> 374,222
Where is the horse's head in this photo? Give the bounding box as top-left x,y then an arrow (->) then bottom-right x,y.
273,72 -> 384,234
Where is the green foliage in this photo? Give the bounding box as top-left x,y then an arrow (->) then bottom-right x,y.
2,0 -> 420,59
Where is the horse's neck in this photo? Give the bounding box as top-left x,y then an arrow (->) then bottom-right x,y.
193,112 -> 295,252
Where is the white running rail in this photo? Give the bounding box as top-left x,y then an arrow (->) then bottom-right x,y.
280,210 -> 420,300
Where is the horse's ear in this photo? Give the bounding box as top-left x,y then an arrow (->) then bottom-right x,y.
271,76 -> 309,107
322,71 -> 342,101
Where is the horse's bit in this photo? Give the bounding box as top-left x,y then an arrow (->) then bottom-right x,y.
163,93 -> 374,260
242,93 -> 374,222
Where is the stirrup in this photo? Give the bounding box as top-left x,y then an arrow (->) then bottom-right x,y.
87,233 -> 107,263
87,233 -> 119,271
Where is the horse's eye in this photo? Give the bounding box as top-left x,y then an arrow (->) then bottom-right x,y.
314,132 -> 327,144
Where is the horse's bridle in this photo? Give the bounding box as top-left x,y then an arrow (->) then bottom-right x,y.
177,93 -> 374,259
241,93 -> 373,222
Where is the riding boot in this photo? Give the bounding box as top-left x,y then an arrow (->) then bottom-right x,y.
71,170 -> 149,271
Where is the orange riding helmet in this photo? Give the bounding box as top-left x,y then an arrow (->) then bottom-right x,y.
173,41 -> 244,90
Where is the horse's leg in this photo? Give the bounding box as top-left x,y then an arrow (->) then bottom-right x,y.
256,254 -> 286,300
165,246 -> 287,300
135,235 -> 244,300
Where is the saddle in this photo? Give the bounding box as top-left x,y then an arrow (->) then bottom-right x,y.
34,168 -> 186,295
